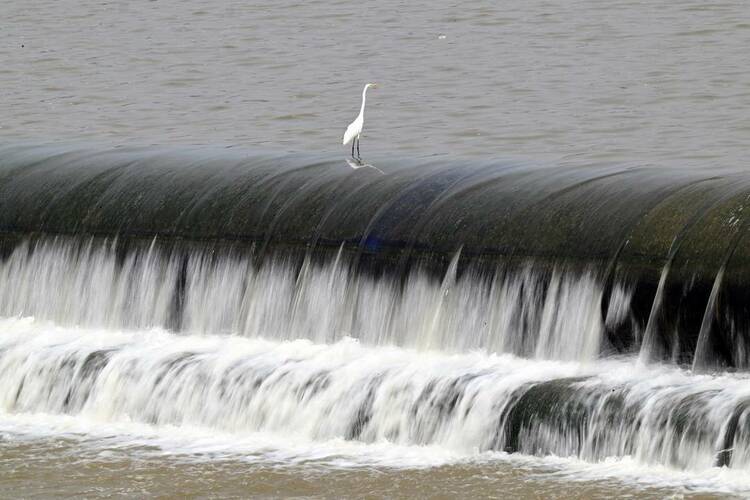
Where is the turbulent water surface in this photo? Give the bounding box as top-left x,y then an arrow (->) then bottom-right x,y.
2,0 -> 750,497
0,239 -> 749,497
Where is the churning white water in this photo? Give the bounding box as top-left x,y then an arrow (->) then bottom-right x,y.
2,317 -> 750,493
2,238 -> 750,494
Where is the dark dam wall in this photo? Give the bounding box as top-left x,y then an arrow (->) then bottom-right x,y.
1,142 -> 749,366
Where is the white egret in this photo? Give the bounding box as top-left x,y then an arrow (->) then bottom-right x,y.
343,83 -> 377,158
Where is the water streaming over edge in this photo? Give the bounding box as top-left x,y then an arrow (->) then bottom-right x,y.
0,238 -> 621,362
2,236 -> 750,496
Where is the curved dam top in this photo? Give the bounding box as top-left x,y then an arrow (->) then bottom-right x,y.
0,142 -> 749,286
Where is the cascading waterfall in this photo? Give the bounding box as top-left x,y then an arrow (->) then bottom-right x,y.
3,143 -> 750,490
1,235 -> 749,476
0,237 -> 617,361
2,316 -> 750,472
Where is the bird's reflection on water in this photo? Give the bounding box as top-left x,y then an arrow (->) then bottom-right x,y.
346,157 -> 385,174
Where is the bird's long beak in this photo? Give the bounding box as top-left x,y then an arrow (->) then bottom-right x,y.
371,83 -> 379,88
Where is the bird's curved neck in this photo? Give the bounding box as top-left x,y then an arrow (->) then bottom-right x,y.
358,86 -> 369,118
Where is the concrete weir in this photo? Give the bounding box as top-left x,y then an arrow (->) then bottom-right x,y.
1,142 -> 750,367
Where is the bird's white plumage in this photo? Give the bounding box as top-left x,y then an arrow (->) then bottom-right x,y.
343,83 -> 377,146
342,116 -> 362,145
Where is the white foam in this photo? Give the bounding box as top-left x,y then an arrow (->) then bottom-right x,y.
2,316 -> 750,495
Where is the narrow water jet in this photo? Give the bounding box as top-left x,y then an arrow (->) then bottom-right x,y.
692,265 -> 725,372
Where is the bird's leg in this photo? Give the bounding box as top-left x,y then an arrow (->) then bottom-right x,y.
356,137 -> 361,159
351,140 -> 355,158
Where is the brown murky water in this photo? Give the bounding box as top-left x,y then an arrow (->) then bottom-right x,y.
1,437 -> 716,499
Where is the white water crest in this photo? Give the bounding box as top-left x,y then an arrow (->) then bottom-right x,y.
1,318 -> 750,482
0,237 -> 628,362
